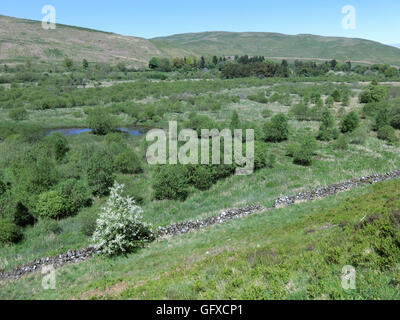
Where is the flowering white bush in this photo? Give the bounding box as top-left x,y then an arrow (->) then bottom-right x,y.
92,182 -> 154,256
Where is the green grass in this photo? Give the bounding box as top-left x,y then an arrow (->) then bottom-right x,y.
1,179 -> 399,300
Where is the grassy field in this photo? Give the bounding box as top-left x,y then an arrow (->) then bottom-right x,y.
1,179 -> 399,300
0,56 -> 399,300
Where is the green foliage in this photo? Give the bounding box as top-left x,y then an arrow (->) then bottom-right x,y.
247,91 -> 268,103
292,136 -> 317,166
290,103 -> 311,121
0,218 -> 22,245
377,125 -> 397,143
46,132 -> 69,162
359,84 -> 389,103
253,141 -> 272,170
261,108 -> 272,118
152,165 -> 190,201
317,110 -> 339,141
36,190 -> 66,219
374,108 -> 390,131
8,108 -> 28,121
331,89 -> 341,102
92,182 -> 154,256
56,179 -> 91,216
86,109 -> 117,135
113,150 -> 143,174
264,113 -> 289,143
86,149 -> 115,196
340,111 -> 360,133
332,134 -> 349,150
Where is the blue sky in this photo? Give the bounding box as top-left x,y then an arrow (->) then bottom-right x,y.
1,0 -> 399,44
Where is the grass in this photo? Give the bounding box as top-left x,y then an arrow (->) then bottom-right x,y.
1,179 -> 399,300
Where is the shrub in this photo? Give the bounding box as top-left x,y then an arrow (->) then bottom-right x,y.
377,125 -> 397,143
14,202 -> 35,227
187,165 -> 214,191
113,150 -> 143,174
46,132 -> 69,162
390,107 -> 400,129
9,108 -> 28,121
331,89 -> 341,102
332,135 -> 349,150
36,190 -> 66,219
0,178 -> 5,196
0,218 -> 22,244
264,113 -> 289,143
317,110 -> 339,141
290,103 -> 310,121
152,165 -> 190,201
348,127 -> 368,145
359,84 -> 389,103
362,101 -> 390,118
86,149 -> 115,196
293,136 -> 317,166
325,96 -> 334,107
56,179 -> 91,216
87,109 -> 117,135
262,108 -> 272,118
253,141 -> 269,170
341,111 -> 360,133
374,108 -> 391,131
92,182 -> 154,256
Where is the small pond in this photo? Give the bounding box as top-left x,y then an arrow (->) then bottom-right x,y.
47,127 -> 145,137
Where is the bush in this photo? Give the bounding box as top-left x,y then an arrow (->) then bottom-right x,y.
186,165 -> 214,191
92,182 -> 154,256
331,89 -> 341,102
253,141 -> 270,170
113,150 -> 143,174
293,136 -> 317,166
359,84 -> 389,103
9,108 -> 28,121
377,125 -> 397,143
46,132 -> 69,162
332,135 -> 349,150
0,178 -> 5,196
152,165 -> 190,201
0,218 -> 23,245
86,149 -> 115,196
87,109 -> 117,135
56,179 -> 91,216
341,111 -> 360,133
290,103 -> 310,121
348,127 -> 368,145
36,190 -> 66,219
262,108 -> 272,118
317,110 -> 339,141
264,113 -> 289,143
374,108 -> 391,131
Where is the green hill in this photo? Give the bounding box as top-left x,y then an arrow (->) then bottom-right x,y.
0,15 -> 164,67
151,31 -> 400,66
1,15 -> 400,67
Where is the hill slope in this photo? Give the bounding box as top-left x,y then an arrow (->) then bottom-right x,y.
1,15 -> 400,66
0,15 -> 164,67
151,31 -> 400,66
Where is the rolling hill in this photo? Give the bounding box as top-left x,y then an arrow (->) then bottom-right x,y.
1,14 -> 400,67
0,15 -> 164,67
151,31 -> 400,66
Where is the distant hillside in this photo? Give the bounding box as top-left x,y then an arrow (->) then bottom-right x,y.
151,31 -> 400,66
1,15 -> 400,67
0,15 -> 164,67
